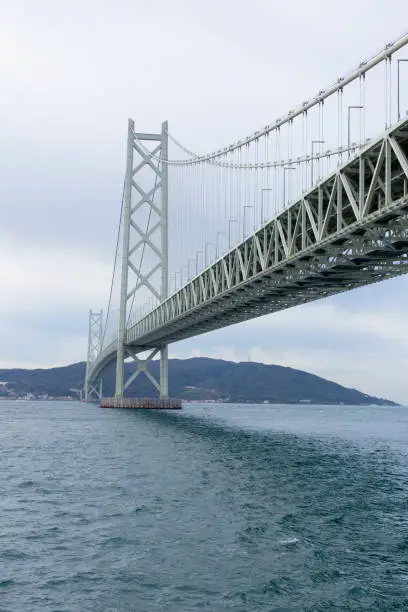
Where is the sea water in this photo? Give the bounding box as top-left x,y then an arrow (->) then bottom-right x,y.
1,401 -> 408,611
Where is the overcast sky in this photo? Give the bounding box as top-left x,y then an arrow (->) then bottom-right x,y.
1,0 -> 408,403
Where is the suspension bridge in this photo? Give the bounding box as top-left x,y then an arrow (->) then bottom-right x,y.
84,32 -> 408,402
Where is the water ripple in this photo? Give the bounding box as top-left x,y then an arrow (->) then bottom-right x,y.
1,400 -> 408,610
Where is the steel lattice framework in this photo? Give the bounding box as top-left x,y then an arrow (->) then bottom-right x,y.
114,120 -> 169,398
84,310 -> 103,400
88,116 -> 408,385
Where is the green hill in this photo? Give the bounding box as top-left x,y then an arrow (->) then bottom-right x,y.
0,358 -> 396,405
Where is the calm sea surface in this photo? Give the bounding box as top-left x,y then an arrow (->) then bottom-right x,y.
1,401 -> 408,611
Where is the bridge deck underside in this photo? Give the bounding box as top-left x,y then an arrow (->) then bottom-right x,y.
89,117 -> 408,382
130,220 -> 408,349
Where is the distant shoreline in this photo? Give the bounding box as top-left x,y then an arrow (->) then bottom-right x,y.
0,357 -> 397,406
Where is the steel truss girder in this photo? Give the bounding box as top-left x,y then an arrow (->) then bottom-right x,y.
88,116 -> 408,384
127,116 -> 408,345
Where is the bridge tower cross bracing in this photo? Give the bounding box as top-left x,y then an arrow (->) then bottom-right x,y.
84,309 -> 103,401
115,119 -> 169,398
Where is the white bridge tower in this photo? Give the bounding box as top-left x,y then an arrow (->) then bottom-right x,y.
115,119 -> 169,398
